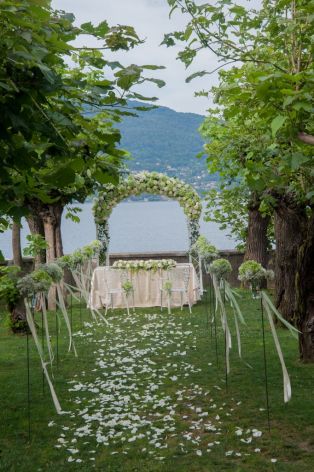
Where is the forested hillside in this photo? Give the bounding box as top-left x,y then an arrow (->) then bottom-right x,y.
118,102 -> 217,193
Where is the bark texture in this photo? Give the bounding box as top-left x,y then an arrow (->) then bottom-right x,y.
244,204 -> 270,267
9,297 -> 28,333
244,199 -> 270,290
12,221 -> 23,267
27,213 -> 46,267
28,201 -> 65,309
274,197 -> 307,324
296,212 -> 314,362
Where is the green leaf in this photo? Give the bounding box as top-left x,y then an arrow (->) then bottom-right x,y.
141,65 -> 166,70
185,70 -> 208,83
41,167 -> 76,187
271,115 -> 286,137
80,22 -> 95,34
0,81 -> 13,91
146,78 -> 166,88
94,170 -> 118,185
290,153 -> 310,170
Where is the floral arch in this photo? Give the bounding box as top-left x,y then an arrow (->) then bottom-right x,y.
93,172 -> 202,265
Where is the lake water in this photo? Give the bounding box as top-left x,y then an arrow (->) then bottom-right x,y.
0,201 -> 236,259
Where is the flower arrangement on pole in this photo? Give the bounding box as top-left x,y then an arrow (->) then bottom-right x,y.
238,260 -> 299,403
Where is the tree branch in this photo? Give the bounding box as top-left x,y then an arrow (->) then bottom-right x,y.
298,132 -> 314,146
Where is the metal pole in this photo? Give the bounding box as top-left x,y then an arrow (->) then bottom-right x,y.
260,297 -> 271,432
70,293 -> 73,332
79,291 -> 82,328
208,278 -> 212,338
223,279 -> 228,393
26,331 -> 31,442
211,276 -> 219,367
41,307 -> 45,395
205,288 -> 209,330
55,310 -> 59,368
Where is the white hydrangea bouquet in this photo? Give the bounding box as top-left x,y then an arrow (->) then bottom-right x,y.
238,260 -> 274,298
191,235 -> 218,261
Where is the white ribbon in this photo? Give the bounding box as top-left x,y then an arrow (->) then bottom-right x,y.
39,293 -> 54,368
56,283 -> 77,356
212,274 -> 232,374
262,292 -> 292,402
25,299 -> 62,414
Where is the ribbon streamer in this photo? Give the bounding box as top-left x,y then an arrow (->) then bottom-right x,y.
212,274 -> 232,374
56,283 -> 77,356
262,292 -> 292,402
25,300 -> 62,414
39,293 -> 54,368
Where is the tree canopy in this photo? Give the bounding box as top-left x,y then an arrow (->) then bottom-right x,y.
0,0 -> 165,225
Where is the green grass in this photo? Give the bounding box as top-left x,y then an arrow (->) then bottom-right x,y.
1,291 -> 314,471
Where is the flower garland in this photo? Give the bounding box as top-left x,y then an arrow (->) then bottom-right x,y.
93,172 -> 202,264
112,259 -> 177,273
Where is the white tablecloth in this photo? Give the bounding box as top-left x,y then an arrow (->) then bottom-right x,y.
89,263 -> 200,309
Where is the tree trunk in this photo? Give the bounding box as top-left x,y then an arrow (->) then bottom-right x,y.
274,197 -> 307,324
41,208 -> 57,310
296,211 -> 314,362
244,199 -> 270,289
26,214 -> 46,267
9,297 -> 28,333
26,200 -> 66,310
244,205 -> 270,267
53,205 -> 64,259
53,204 -> 72,294
40,203 -> 65,310
12,221 -> 23,267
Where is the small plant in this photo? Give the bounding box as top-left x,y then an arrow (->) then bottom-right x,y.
163,280 -> 173,294
0,266 -> 20,305
122,280 -> 133,295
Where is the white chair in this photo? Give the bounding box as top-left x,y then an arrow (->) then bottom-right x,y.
104,269 -> 135,316
159,265 -> 192,314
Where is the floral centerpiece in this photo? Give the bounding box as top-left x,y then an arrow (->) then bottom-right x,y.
238,260 -> 274,298
112,259 -> 177,273
191,235 -> 218,261
208,258 -> 232,281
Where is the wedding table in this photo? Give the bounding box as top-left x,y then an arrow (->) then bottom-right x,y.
89,263 -> 200,310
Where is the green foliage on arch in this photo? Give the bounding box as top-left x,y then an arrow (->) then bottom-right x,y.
93,172 -> 202,264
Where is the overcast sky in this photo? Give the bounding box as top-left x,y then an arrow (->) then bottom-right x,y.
52,0 -> 260,115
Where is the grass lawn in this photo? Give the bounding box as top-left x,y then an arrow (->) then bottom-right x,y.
0,290 -> 314,471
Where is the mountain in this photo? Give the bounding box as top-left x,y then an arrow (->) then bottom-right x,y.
117,102 -> 217,194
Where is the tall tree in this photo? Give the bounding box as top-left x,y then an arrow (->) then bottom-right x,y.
1,0 -> 165,309
165,0 -> 314,360
200,113 -> 272,268
0,0 -> 164,257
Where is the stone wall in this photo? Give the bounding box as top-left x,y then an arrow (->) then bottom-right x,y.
2,250 -> 275,289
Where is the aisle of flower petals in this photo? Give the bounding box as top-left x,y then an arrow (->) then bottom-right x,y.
49,313 -> 268,466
